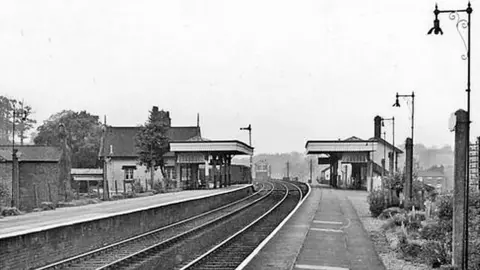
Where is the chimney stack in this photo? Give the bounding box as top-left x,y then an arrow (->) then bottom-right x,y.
374,116 -> 382,138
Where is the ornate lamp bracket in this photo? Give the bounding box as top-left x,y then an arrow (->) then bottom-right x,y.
449,11 -> 469,60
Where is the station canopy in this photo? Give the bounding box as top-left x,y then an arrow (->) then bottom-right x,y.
305,140 -> 378,155
170,140 -> 254,156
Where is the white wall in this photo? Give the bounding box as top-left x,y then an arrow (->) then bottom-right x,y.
106,158 -> 164,192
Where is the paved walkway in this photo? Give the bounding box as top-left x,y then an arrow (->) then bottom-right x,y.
0,184 -> 250,238
244,186 -> 384,270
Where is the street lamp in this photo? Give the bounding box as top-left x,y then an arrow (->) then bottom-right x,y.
428,3 -> 473,268
11,100 -> 27,207
393,91 -> 415,207
240,124 -> 253,183
381,116 -> 396,174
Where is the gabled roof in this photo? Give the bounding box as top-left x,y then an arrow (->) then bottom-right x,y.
0,145 -> 62,162
369,137 -> 403,154
99,126 -> 201,157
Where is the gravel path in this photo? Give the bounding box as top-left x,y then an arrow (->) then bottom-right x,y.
344,190 -> 431,270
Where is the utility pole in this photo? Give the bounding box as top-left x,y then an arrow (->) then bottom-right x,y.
287,161 -> 290,180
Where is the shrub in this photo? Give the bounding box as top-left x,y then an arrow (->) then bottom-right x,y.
420,240 -> 451,268
133,181 -> 145,193
378,207 -> 405,220
436,194 -> 453,220
1,207 -> 23,216
397,232 -> 423,262
153,181 -> 164,193
367,189 -> 388,218
40,201 -> 56,211
0,182 -> 10,206
111,193 -> 124,200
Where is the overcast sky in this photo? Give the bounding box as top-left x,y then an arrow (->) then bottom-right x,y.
1,0 -> 479,154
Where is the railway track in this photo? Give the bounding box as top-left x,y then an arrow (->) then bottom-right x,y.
180,181 -> 304,270
36,182 -> 273,270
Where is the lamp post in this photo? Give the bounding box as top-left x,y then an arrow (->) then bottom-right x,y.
428,3 -> 473,269
393,91 -> 415,206
381,117 -> 396,174
240,124 -> 252,183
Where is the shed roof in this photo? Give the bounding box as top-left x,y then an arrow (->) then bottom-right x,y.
0,145 -> 62,162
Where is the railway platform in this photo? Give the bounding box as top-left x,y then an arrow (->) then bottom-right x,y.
0,184 -> 250,239
243,185 -> 385,270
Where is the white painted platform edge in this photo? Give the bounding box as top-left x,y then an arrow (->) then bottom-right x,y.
295,264 -> 349,270
236,182 -> 312,270
0,184 -> 253,240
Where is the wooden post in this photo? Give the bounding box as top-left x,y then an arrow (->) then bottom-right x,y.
221,156 -> 225,188
97,181 -> 101,198
405,138 -> 413,208
212,155 -> 217,189
123,180 -> 126,195
47,183 -> 52,202
87,180 -> 91,197
227,156 -> 232,186
33,184 -> 38,208
145,178 -> 148,191
115,180 -> 118,194
452,109 -> 468,268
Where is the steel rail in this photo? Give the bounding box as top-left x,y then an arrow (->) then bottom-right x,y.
36,182 -> 271,270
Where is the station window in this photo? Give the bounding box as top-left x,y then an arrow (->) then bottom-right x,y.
124,168 -> 134,180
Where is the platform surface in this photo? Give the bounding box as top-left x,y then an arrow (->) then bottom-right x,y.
0,184 -> 250,239
244,185 -> 385,270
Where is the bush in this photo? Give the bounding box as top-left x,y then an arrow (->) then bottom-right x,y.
133,181 -> 145,193
1,207 -> 23,216
368,189 -> 388,218
0,182 -> 9,202
397,232 -> 423,262
40,201 -> 56,211
111,193 -> 124,200
378,207 -> 405,220
436,194 -> 453,220
419,240 -> 451,268
153,181 -> 164,193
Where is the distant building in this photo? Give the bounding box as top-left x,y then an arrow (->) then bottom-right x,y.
417,166 -> 446,193
71,168 -> 104,193
306,116 -> 403,191
254,160 -> 270,181
98,109 -> 201,193
0,145 -> 63,211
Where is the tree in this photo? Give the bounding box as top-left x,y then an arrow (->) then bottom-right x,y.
0,96 -> 36,145
14,101 -> 37,145
0,96 -> 13,144
135,107 -> 170,190
34,110 -> 102,168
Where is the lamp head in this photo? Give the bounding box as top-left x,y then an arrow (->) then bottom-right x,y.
393,93 -> 401,107
428,4 -> 443,35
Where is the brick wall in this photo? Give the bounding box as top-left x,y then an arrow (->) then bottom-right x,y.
0,185 -> 253,269
0,163 -> 12,207
19,163 -> 60,211
0,162 -> 60,211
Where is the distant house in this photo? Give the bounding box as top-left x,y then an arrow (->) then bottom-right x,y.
0,145 -> 63,211
98,109 -> 201,193
417,167 -> 446,192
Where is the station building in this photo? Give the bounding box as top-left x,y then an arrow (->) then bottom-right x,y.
98,108 -> 253,193
305,116 -> 403,191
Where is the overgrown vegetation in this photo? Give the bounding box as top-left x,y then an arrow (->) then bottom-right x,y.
374,186 -> 480,269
